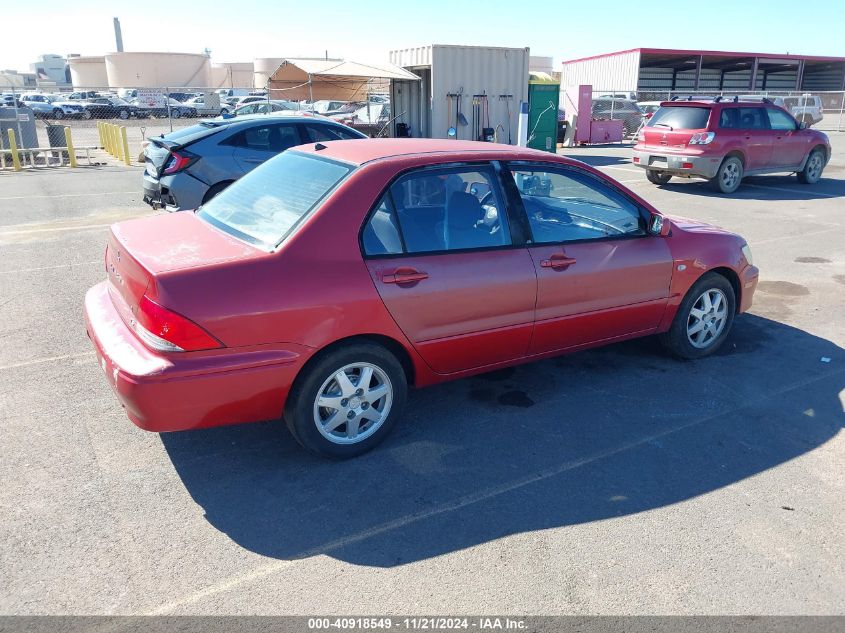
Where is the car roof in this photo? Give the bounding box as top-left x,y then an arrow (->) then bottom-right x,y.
294,138 -> 576,167
202,112 -> 334,126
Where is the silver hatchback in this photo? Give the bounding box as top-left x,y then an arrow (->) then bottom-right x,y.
142,113 -> 366,211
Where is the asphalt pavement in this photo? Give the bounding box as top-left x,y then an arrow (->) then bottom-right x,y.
0,139 -> 843,615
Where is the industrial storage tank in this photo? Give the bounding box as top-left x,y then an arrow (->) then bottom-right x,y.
253,57 -> 284,89
68,56 -> 108,89
211,62 -> 254,89
105,52 -> 211,88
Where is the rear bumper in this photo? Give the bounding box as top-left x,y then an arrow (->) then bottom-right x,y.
142,172 -> 206,212
632,148 -> 721,179
84,281 -> 308,432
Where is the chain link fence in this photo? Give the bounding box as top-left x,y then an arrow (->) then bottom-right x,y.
584,89 -> 845,140
2,84 -> 395,168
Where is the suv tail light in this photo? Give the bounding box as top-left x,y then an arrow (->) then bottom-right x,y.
161,150 -> 197,175
689,132 -> 716,145
132,295 -> 223,352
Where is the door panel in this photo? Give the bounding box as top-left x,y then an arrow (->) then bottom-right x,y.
528,238 -> 673,353
718,107 -> 772,170
366,250 -> 537,374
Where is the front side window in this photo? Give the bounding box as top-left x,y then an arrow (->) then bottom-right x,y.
767,108 -> 797,131
508,166 -> 645,244
198,151 -> 352,250
379,166 -> 510,254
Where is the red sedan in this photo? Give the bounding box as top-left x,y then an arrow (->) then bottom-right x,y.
85,139 -> 759,458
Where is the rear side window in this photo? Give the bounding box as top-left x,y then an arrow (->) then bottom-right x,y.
719,107 -> 768,130
304,124 -> 365,142
362,196 -> 403,256
224,124 -> 303,151
648,106 -> 711,130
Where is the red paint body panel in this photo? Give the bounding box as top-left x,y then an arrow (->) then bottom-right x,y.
365,249 -> 537,373
528,238 -> 673,353
83,139 -> 759,433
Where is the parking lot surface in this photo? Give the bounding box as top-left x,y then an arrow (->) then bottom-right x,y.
0,138 -> 843,615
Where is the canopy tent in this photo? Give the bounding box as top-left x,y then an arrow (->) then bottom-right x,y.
267,58 -> 420,101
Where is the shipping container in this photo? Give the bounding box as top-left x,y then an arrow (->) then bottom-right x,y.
390,45 -> 530,142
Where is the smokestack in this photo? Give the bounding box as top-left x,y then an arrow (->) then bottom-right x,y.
113,17 -> 124,53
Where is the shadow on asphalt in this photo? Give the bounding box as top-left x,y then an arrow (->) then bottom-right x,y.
656,175 -> 845,200
562,151 -> 634,168
162,314 -> 844,566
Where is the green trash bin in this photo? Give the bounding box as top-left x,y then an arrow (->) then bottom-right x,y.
527,73 -> 560,153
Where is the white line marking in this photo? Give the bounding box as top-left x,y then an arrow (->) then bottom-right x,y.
0,351 -> 96,371
0,261 -> 99,274
0,191 -> 135,201
146,366 -> 843,615
0,223 -> 112,237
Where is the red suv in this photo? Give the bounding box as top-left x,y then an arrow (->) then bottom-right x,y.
632,98 -> 831,193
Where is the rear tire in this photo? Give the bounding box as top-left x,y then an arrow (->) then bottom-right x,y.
660,272 -> 736,360
284,342 -> 407,459
118,109 -> 129,120
201,181 -> 233,204
171,108 -> 182,119
797,148 -> 825,184
646,170 -> 672,185
52,108 -> 64,120
710,156 -> 743,194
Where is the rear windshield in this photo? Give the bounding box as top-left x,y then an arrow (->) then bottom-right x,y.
156,122 -> 221,146
198,151 -> 352,250
647,106 -> 711,130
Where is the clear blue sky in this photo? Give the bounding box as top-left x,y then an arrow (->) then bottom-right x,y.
4,0 -> 844,72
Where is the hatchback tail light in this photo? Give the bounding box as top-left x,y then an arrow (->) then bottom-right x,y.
133,295 -> 223,352
689,132 -> 716,145
161,150 -> 197,175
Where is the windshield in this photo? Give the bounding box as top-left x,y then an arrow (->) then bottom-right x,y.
647,106 -> 711,130
198,152 -> 353,250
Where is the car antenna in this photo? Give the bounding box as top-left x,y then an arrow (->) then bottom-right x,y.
314,143 -> 327,151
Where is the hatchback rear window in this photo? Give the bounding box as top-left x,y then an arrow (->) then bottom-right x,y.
158,122 -> 222,146
198,151 -> 352,250
647,106 -> 711,130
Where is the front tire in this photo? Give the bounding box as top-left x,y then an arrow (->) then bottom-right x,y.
660,272 -> 736,360
171,108 -> 182,119
52,108 -> 64,120
710,156 -> 743,194
284,343 -> 407,458
646,170 -> 672,185
797,148 -> 824,184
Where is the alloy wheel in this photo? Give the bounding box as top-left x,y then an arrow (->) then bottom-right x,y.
687,289 -> 728,349
807,154 -> 823,181
312,363 -> 393,445
721,162 -> 740,189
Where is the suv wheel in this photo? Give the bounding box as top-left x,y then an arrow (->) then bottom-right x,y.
660,272 -> 736,360
52,108 -> 64,120
797,148 -> 825,185
646,170 -> 672,185
284,343 -> 407,459
81,109 -> 92,120
711,156 -> 743,194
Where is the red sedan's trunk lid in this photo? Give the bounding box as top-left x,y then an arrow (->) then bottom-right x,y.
106,212 -> 264,312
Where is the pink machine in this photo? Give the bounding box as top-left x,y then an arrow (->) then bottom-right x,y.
567,84 -> 624,144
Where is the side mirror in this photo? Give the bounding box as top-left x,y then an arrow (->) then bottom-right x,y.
799,122 -> 808,130
649,213 -> 671,237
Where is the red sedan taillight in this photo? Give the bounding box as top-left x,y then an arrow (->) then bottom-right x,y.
161,150 -> 197,175
133,295 -> 223,352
